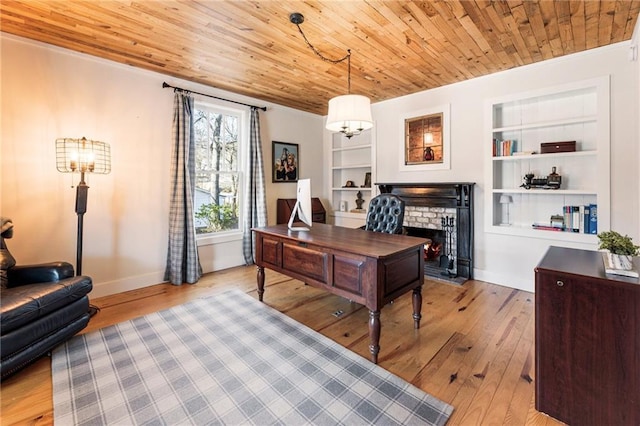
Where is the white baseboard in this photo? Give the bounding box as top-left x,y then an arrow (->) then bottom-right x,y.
473,268 -> 534,293
89,254 -> 247,299
89,270 -> 167,299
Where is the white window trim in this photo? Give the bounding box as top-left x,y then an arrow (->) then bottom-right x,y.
193,99 -> 248,243
197,229 -> 243,246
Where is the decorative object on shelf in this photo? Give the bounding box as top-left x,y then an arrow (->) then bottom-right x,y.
289,13 -> 372,139
550,215 -> 565,229
547,166 -> 561,187
352,191 -> 365,212
339,201 -> 347,212
499,194 -> 513,226
597,231 -> 639,278
343,180 -> 356,188
362,172 -> 371,188
540,140 -> 576,154
56,137 -> 111,276
272,141 -> 298,182
520,166 -> 562,190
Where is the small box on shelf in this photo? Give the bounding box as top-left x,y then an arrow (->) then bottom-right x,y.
540,141 -> 576,154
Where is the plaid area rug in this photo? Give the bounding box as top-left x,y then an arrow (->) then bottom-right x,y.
52,289 -> 453,425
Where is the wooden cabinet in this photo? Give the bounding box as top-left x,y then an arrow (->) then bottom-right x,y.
276,198 -> 326,225
535,247 -> 639,425
485,76 -> 610,243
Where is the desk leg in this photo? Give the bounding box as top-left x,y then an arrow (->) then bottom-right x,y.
256,266 -> 265,302
368,310 -> 381,364
412,286 -> 422,329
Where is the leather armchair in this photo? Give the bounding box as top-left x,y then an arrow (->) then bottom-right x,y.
363,194 -> 405,234
0,218 -> 93,380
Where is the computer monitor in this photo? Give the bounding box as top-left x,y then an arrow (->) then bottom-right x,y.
288,178 -> 312,231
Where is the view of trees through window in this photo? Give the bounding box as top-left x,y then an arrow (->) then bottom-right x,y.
193,105 -> 240,234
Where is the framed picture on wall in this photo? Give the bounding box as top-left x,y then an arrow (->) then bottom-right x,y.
272,141 -> 299,182
399,104 -> 451,171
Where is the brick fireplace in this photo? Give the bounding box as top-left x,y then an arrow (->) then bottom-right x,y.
377,182 -> 475,284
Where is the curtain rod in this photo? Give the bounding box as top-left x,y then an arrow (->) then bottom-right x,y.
162,82 -> 267,111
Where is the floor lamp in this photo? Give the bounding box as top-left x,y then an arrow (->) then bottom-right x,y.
56,137 -> 111,276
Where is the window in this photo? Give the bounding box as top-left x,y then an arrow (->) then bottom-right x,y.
193,103 -> 242,235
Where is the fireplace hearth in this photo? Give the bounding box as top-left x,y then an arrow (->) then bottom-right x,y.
378,182 -> 475,284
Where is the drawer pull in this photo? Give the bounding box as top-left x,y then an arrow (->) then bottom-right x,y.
298,242 -> 308,248
556,280 -> 564,287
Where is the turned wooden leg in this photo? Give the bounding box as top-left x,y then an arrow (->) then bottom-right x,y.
368,310 -> 381,364
256,266 -> 265,302
412,286 -> 422,329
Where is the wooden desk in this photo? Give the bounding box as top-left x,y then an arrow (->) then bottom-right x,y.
252,223 -> 425,363
535,247 -> 640,425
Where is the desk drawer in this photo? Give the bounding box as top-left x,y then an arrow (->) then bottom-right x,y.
259,236 -> 282,268
383,250 -> 421,297
282,243 -> 328,283
333,254 -> 365,296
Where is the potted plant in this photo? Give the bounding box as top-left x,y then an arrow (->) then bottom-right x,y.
597,231 -> 639,277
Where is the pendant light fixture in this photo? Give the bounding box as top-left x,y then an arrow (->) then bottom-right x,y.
290,12 -> 373,139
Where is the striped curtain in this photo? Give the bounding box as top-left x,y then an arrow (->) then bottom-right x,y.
164,92 -> 203,285
242,108 -> 267,264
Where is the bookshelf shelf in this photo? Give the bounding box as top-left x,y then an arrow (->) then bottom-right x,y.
484,77 -> 610,239
330,130 -> 376,227
492,150 -> 597,161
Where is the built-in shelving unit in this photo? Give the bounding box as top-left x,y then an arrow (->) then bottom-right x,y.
329,130 -> 376,228
484,76 -> 610,242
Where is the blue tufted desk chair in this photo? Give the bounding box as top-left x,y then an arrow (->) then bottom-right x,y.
363,194 -> 405,234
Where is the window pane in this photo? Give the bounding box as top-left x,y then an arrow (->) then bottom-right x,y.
194,172 -> 239,234
194,104 -> 241,235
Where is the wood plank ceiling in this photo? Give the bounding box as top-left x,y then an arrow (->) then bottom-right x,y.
2,1 -> 639,115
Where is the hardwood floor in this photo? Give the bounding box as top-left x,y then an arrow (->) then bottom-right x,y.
0,266 -> 563,425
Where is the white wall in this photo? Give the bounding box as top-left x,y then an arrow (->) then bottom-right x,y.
3,34 -> 638,298
1,34 -> 324,298
369,42 -> 639,292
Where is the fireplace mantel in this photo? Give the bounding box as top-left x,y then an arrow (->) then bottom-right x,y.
376,182 -> 474,208
377,182 -> 475,281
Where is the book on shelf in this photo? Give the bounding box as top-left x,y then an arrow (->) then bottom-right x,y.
601,252 -> 639,278
589,203 -> 598,234
493,138 -> 517,157
533,204 -> 598,234
532,223 -> 565,231
562,204 -> 597,234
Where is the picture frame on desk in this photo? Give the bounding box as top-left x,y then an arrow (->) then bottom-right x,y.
272,141 -> 299,182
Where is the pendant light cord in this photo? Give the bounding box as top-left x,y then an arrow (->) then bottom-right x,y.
292,20 -> 352,93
